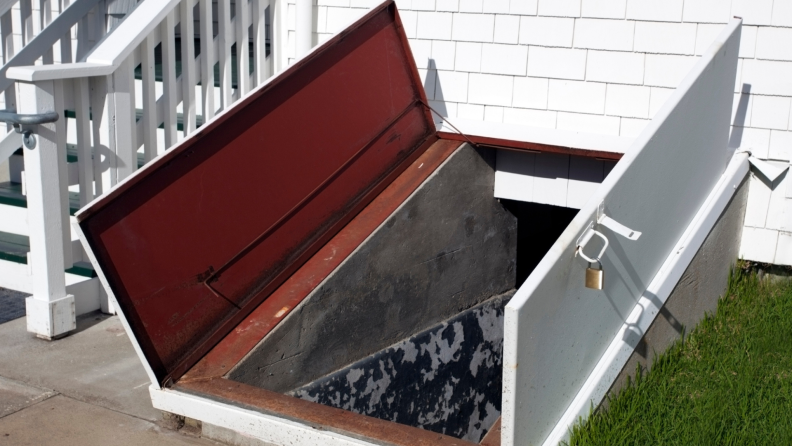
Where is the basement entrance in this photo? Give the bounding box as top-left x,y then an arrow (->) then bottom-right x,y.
76,3 -> 604,445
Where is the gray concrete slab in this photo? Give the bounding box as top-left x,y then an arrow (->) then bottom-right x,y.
0,395 -> 219,446
0,287 -> 26,324
0,376 -> 56,418
0,313 -> 158,422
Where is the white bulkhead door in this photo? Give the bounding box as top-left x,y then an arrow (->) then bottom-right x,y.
501,19 -> 743,446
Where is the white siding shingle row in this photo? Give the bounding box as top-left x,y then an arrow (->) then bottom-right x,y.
310,0 -> 792,264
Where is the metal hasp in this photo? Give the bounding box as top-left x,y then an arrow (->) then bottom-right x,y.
76,1 -> 434,386
0,109 -> 59,149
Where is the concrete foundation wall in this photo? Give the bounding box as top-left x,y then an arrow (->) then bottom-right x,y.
603,175 -> 750,403
229,144 -> 518,393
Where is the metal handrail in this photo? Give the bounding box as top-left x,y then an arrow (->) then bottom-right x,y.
0,109 -> 59,148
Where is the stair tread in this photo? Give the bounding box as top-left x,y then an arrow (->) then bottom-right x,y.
0,231 -> 96,277
0,181 -> 80,215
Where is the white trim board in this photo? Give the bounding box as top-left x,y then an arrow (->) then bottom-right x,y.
150,386 -> 379,446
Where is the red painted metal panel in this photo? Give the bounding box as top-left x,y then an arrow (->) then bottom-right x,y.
77,1 -> 435,385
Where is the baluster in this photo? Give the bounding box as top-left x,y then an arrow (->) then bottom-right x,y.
40,0 -> 53,63
199,0 -> 214,121
141,33 -> 157,162
236,0 -> 250,95
161,10 -> 177,150
58,0 -> 72,63
111,58 -> 136,181
53,79 -> 72,269
17,79 -> 75,339
179,0 -> 196,135
75,77 -> 92,206
92,0 -> 106,42
75,8 -> 89,60
89,75 -> 113,195
217,0 -> 231,109
20,0 -> 33,46
252,0 -> 270,87
272,0 -> 282,73
1,10 -> 15,111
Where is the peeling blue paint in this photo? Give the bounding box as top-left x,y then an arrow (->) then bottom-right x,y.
287,291 -> 513,442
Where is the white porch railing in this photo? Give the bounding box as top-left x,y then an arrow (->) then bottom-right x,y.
0,0 -> 112,160
5,0 -> 289,338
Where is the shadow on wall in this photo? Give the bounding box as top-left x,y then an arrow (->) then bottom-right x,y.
426,59 -> 446,126
728,83 -> 751,151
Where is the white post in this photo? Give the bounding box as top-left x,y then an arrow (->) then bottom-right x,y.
295,0 -> 311,58
19,80 -> 76,340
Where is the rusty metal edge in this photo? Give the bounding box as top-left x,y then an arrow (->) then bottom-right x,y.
479,418 -> 501,446
177,378 -> 481,446
437,131 -> 624,161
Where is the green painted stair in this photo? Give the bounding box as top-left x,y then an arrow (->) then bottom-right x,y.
0,230 -> 96,278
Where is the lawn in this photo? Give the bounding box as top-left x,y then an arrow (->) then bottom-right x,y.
566,265 -> 792,446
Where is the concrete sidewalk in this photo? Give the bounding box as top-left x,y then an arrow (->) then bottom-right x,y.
0,293 -> 221,446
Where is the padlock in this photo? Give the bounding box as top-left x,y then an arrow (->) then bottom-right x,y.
585,261 -> 604,290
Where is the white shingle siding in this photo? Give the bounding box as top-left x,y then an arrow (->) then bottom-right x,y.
605,84 -> 651,119
503,108 -> 557,128
527,47 -> 587,80
634,22 -> 697,55
454,42 -> 482,71
483,0 -> 510,14
619,118 -> 650,137
556,112 -> 621,136
416,11 -> 452,39
774,0 -> 792,27
573,19 -> 634,51
625,0 -> 683,22
314,1 -> 792,265
513,77 -> 549,109
738,26 -> 758,58
431,40 -> 456,69
494,15 -> 520,44
458,0 -> 482,13
481,44 -> 528,76
769,131 -> 792,162
644,54 -> 699,88
537,0 -> 581,18
509,0 -> 537,15
519,17 -> 575,48
451,13 -> 494,42
548,80 -> 606,114
484,106 -> 505,122
750,96 -> 791,131
776,232 -> 792,265
581,0 -> 627,19
436,0 -> 458,12
755,27 -> 792,61
740,227 -> 779,263
586,51 -> 644,85
733,0 -> 774,26
468,73 -> 514,106
741,60 -> 792,96
682,0 -> 731,24
434,70 -> 468,102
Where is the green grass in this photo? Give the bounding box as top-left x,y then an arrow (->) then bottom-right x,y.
566,265 -> 792,446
